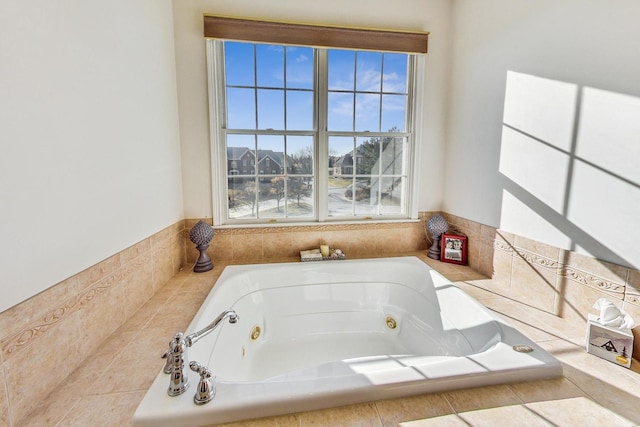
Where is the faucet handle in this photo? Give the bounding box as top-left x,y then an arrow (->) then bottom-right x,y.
189,361 -> 215,405
161,350 -> 172,374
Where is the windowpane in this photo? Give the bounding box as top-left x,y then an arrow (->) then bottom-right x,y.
355,93 -> 380,132
286,177 -> 314,217
328,92 -> 353,131
257,89 -> 284,129
227,88 -> 255,129
286,47 -> 314,89
329,136 -> 354,176
328,175 -> 353,217
381,94 -> 406,132
226,134 -> 255,174
229,177 -> 257,219
382,53 -> 408,94
379,177 -> 404,214
355,137 -> 381,175
380,137 -> 405,175
286,90 -> 313,130
328,50 -> 354,90
257,135 -> 284,175
215,40 -> 415,224
356,51 -> 382,92
259,177 -> 286,218
353,177 -> 374,215
288,136 -> 314,175
225,42 -> 254,86
256,45 -> 284,88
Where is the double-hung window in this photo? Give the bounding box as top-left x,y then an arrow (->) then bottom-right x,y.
205,18 -> 427,225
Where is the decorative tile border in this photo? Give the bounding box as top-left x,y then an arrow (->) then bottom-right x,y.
560,265 -> 626,297
0,221 -> 184,360
513,247 -> 559,272
1,273 -> 122,357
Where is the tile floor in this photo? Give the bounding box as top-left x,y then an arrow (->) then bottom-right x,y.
19,253 -> 640,427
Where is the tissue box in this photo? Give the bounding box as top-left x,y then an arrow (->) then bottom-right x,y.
586,313 -> 634,368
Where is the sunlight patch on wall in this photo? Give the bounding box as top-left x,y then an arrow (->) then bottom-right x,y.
499,126 -> 571,213
503,71 -> 577,151
498,71 -> 640,268
500,189 -> 573,250
574,87 -> 640,186
567,88 -> 640,268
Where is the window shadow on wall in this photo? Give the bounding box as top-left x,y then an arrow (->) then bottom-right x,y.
499,70 -> 640,269
497,71 -> 640,319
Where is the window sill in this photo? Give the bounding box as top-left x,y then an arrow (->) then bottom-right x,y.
212,218 -> 420,231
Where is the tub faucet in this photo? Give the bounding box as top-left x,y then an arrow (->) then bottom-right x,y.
162,309 -> 239,398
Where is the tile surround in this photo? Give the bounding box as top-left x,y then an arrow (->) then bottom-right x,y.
441,211 -> 640,345
2,213 -> 640,426
185,218 -> 429,265
0,221 -> 185,427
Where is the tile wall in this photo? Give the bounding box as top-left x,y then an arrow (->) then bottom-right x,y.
184,218 -> 430,265
2,213 -> 639,425
441,212 -> 640,357
0,221 -> 185,426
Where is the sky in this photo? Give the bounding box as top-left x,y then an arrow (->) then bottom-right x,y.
224,41 -> 409,157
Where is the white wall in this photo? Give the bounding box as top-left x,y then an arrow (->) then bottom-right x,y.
445,0 -> 640,268
172,0 -> 452,219
0,0 -> 184,312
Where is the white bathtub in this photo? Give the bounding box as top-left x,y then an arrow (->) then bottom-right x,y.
133,256 -> 561,427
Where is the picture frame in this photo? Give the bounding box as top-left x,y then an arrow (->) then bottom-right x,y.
440,234 -> 468,265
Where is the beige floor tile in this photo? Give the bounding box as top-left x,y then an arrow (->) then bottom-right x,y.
399,413 -> 468,427
60,329 -> 139,398
508,377 -> 584,403
458,404 -> 549,427
451,281 -> 504,302
443,384 -> 521,413
375,393 -> 454,427
526,396 -> 634,427
299,403 -> 382,426
213,413 -> 300,427
56,391 -> 145,427
120,291 -> 171,332
146,291 -> 206,331
16,395 -> 80,427
0,367 -> 10,427
93,326 -> 172,395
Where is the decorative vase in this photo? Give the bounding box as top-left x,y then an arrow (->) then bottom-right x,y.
189,220 -> 214,272
426,214 -> 449,260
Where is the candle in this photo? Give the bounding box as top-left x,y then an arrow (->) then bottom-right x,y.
320,245 -> 330,258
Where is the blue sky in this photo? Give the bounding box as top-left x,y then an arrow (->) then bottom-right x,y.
224,42 -> 408,144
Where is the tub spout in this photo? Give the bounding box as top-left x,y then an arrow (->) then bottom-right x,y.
186,310 -> 239,347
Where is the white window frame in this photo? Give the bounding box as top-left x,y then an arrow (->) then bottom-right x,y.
206,39 -> 425,226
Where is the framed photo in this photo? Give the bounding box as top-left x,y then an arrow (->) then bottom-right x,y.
440,234 -> 467,265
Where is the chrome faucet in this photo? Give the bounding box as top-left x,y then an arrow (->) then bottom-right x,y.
162,309 -> 239,398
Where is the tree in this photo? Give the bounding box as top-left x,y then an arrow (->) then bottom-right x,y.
234,180 -> 257,215
270,177 -> 286,211
289,147 -> 313,176
288,178 -> 312,207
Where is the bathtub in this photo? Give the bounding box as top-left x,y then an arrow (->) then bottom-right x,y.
133,256 -> 561,427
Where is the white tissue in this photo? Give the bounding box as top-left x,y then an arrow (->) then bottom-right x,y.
592,298 -> 635,329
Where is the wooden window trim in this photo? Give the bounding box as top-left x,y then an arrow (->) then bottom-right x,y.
203,15 -> 428,54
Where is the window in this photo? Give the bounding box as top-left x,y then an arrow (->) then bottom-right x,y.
207,39 -> 422,224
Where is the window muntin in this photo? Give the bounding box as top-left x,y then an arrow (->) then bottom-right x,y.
213,40 -> 415,224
